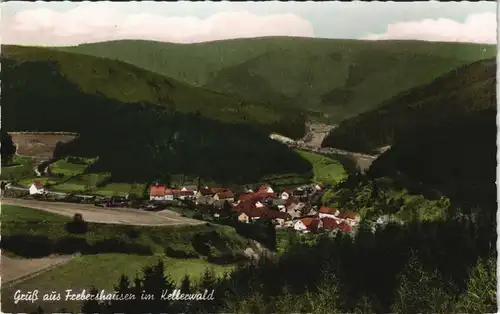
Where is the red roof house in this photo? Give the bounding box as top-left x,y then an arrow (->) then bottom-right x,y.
321,217 -> 340,230
319,206 -> 340,217
214,190 -> 234,200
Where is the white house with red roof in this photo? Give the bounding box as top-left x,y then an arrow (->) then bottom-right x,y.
293,217 -> 323,234
149,184 -> 174,201
29,181 -> 46,195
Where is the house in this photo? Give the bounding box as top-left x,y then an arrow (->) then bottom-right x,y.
314,184 -> 324,191
196,187 -> 223,198
236,207 -> 266,223
293,217 -> 323,233
262,210 -> 292,227
29,181 -> 45,195
177,190 -> 196,200
196,187 -> 225,203
242,186 -> 254,193
321,217 -> 340,230
213,190 -> 234,203
197,195 -> 215,206
318,206 -> 340,219
181,185 -> 198,193
238,212 -> 250,223
281,189 -> 292,200
338,211 -> 361,226
258,185 -> 274,194
292,189 -> 306,198
150,185 -> 166,201
255,201 -> 265,208
164,189 -> 174,201
338,222 -> 353,233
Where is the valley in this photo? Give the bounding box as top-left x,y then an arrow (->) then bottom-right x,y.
1,34 -> 496,314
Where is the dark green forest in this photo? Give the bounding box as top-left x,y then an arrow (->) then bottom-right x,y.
1,57 -> 310,185
323,58 -> 496,153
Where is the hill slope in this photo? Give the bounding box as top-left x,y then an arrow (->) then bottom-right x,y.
321,58 -> 497,211
1,46 -> 312,185
3,45 -> 307,140
61,37 -> 496,122
323,58 -> 496,153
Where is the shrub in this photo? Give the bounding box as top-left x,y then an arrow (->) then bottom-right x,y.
87,238 -> 152,255
1,234 -> 53,258
65,213 -> 88,234
54,236 -> 89,254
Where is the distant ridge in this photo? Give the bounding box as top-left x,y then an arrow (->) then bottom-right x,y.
60,37 -> 496,123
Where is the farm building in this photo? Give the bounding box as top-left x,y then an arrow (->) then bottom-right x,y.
29,181 -> 45,195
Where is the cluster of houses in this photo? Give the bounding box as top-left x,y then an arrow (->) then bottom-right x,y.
149,182 -> 361,234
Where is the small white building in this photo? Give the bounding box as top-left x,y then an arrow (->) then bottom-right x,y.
255,201 -> 265,208
281,189 -> 291,200
29,182 -> 45,195
314,184 -> 324,191
164,189 -> 174,201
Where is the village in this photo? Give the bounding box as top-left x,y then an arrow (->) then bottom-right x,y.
148,183 -> 361,234
4,180 -> 361,235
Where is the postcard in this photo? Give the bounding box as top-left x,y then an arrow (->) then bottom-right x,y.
1,1 -> 497,313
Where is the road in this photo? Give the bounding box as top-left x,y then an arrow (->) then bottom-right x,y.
2,198 -> 205,226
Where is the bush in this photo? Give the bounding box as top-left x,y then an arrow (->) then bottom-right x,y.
164,245 -> 199,259
1,234 -> 53,258
65,213 -> 88,234
87,238 -> 152,255
125,228 -> 141,239
54,236 -> 89,254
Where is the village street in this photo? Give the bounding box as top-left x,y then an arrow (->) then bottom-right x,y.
2,198 -> 205,226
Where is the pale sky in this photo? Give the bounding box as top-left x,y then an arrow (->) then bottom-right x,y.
1,1 -> 497,46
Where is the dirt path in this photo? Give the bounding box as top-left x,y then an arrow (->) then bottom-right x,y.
1,198 -> 205,226
1,255 -> 75,289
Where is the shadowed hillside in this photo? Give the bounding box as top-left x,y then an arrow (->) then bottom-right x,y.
323,58 -> 496,153
1,48 -> 312,185
3,45 -> 307,140
61,37 -> 496,122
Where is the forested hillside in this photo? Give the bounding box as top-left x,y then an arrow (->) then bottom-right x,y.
1,46 -> 311,185
61,37 -> 496,122
3,45 -> 307,140
323,58 -> 496,153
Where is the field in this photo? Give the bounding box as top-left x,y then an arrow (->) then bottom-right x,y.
1,253 -> 234,313
1,203 -> 247,312
296,149 -> 347,185
62,37 -> 496,122
2,203 -> 249,259
0,156 -> 35,181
